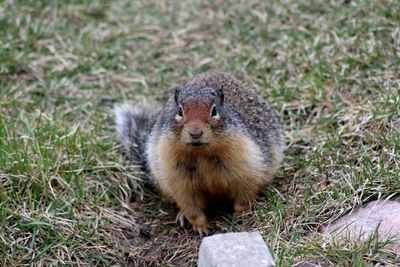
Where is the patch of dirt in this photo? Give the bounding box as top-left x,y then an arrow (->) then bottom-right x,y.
122,193 -> 260,266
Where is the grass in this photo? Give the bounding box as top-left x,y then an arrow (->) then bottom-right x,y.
1,0 -> 399,265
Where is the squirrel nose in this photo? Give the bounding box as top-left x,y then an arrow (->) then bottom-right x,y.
188,128 -> 203,139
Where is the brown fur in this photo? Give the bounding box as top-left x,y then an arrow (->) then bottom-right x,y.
116,72 -> 284,235
153,130 -> 275,234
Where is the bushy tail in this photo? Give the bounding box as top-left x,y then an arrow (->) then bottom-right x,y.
114,100 -> 159,176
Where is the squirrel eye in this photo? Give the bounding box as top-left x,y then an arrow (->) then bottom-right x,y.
211,106 -> 218,117
178,106 -> 183,117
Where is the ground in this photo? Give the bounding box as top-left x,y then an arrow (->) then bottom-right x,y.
0,0 -> 399,266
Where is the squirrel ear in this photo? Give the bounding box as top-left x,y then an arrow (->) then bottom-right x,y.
174,87 -> 181,103
218,89 -> 224,105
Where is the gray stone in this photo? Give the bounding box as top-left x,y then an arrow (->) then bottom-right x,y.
322,200 -> 400,251
198,231 -> 275,267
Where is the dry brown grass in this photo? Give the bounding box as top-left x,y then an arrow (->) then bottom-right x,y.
1,0 -> 399,266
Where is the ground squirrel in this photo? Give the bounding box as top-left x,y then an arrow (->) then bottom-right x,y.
115,72 -> 284,236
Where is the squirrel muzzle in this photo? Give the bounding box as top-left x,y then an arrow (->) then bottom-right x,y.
184,120 -> 209,146
182,103 -> 212,146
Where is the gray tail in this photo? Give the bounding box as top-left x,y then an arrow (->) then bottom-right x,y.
114,101 -> 159,177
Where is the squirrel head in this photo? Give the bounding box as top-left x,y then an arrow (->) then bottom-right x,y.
172,86 -> 225,147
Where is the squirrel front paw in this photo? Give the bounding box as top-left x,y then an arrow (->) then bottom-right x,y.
234,199 -> 252,214
177,210 -> 212,237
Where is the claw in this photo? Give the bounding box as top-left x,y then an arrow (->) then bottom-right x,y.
198,228 -> 204,238
176,210 -> 211,236
176,212 -> 185,227
193,224 -> 211,237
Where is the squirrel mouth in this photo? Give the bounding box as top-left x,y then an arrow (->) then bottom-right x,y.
189,142 -> 205,147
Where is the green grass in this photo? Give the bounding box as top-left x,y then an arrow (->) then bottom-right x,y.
1,0 -> 399,266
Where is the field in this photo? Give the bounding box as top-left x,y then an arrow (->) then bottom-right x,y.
1,0 -> 399,266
